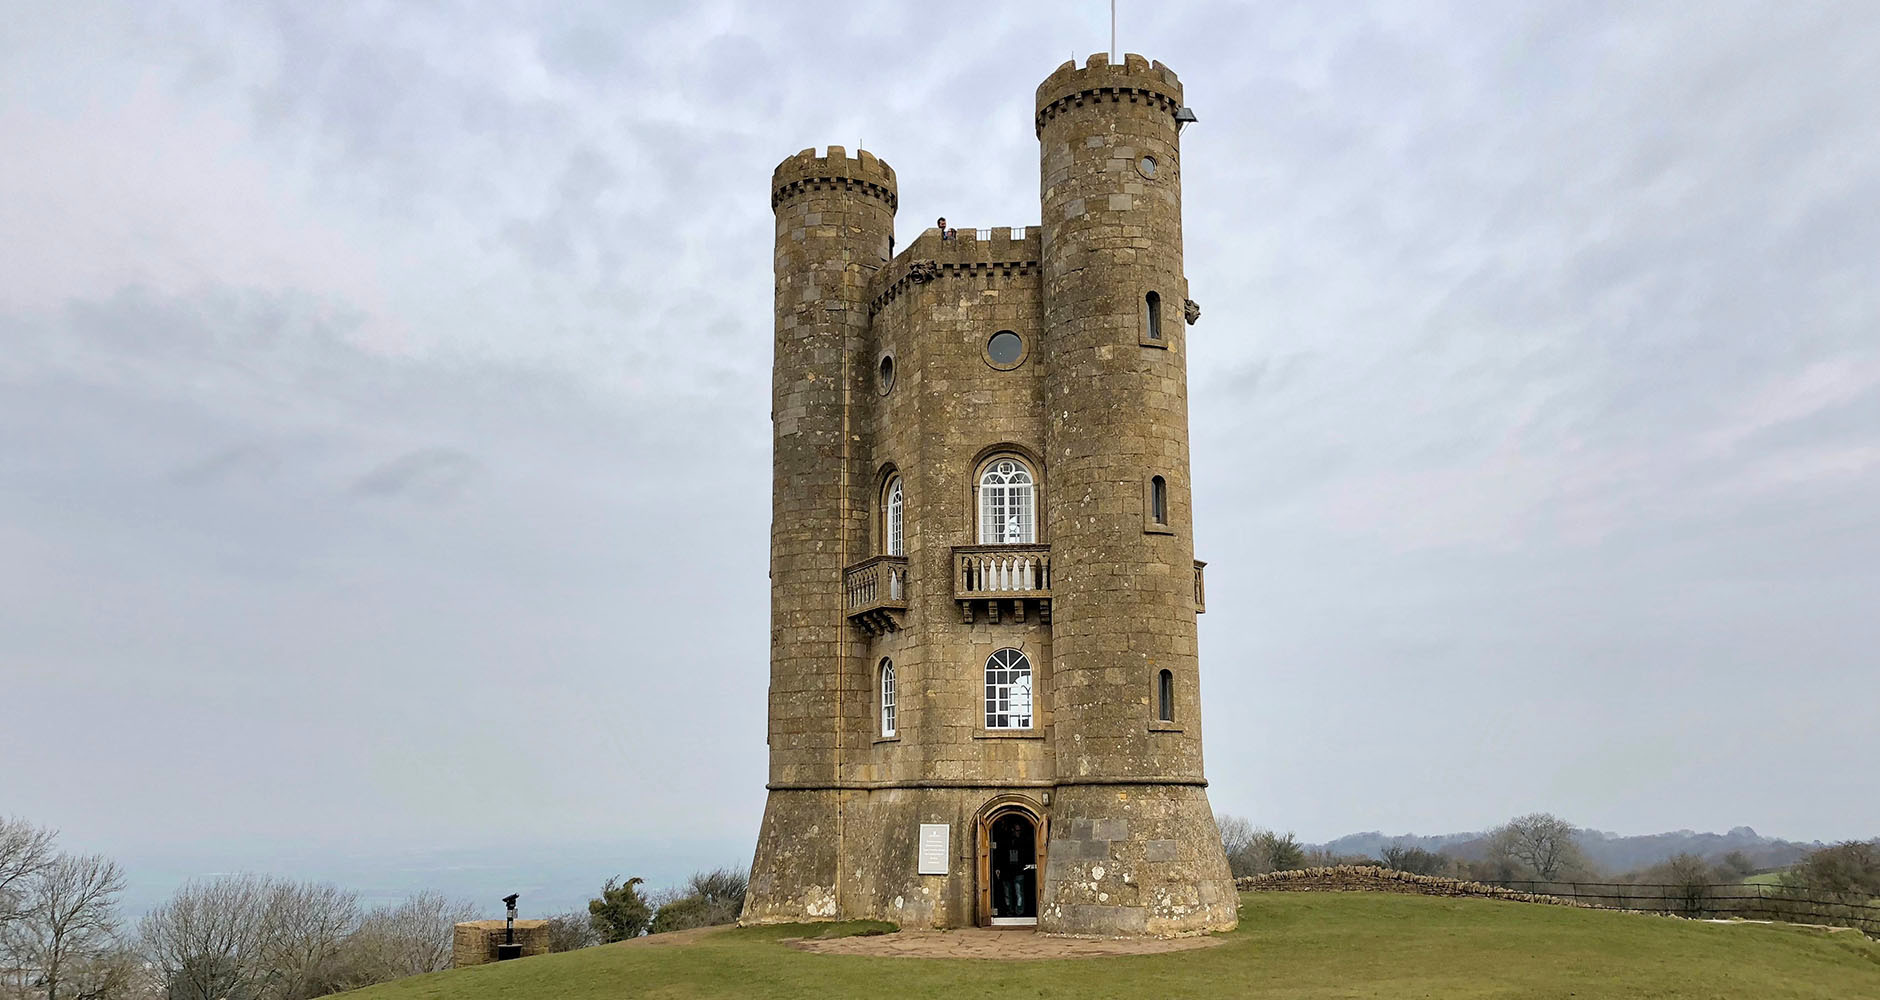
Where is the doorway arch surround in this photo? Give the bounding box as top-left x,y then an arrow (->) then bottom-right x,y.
974,794 -> 1049,927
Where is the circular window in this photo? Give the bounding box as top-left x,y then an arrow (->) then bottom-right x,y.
986,330 -> 1026,370
1138,155 -> 1158,178
877,354 -> 895,394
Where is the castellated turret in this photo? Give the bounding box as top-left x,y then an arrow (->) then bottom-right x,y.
744,57 -> 1236,937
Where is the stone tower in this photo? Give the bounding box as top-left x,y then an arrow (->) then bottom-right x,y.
744,55 -> 1236,937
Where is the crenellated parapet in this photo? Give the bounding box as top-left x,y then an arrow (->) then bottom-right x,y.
771,145 -> 899,212
1034,53 -> 1183,136
867,226 -> 1042,313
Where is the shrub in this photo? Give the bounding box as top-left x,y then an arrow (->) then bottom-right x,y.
544,910 -> 600,952
588,877 -> 651,942
1219,825 -> 1305,877
646,868 -> 747,935
1787,841 -> 1880,898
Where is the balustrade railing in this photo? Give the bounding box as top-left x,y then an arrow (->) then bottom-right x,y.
954,544 -> 1052,596
843,555 -> 908,633
953,544 -> 1051,624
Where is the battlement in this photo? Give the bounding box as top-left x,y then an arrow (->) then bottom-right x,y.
772,146 -> 898,212
868,226 -> 1042,313
1035,53 -> 1182,135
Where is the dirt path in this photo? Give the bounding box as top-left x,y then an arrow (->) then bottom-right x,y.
787,927 -> 1223,960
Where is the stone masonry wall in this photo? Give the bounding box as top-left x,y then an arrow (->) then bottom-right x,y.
450,920 -> 549,967
1237,866 -> 1581,906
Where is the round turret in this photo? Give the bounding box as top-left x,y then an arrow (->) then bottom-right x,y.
748,146 -> 898,925
766,143 -> 898,790
1033,54 -> 1235,937
1038,51 -> 1197,785
772,146 -> 898,214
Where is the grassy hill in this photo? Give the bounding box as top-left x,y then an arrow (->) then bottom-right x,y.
344,892 -> 1880,1000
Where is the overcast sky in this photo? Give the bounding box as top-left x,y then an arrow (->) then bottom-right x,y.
4,0 -> 1876,900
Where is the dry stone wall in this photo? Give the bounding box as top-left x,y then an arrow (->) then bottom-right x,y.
1237,866 -> 1581,906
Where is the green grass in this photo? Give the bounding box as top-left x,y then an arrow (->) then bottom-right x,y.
1744,872 -> 1788,886
344,893 -> 1880,1000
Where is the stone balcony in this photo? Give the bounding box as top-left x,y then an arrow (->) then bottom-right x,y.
850,550 -> 1204,630
953,544 -> 1052,624
844,555 -> 908,634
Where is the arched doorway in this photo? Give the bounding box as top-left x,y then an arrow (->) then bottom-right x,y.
976,799 -> 1046,927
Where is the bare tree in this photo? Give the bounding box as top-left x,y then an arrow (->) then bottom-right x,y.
143,875 -> 368,1000
1379,843 -> 1449,876
1660,853 -> 1714,917
1301,847 -> 1375,868
0,819 -> 58,927
330,891 -> 474,988
1216,814 -> 1254,863
257,881 -> 358,1000
1215,815 -> 1308,877
1219,825 -> 1305,877
140,874 -> 273,1000
1489,813 -> 1588,880
8,853 -> 127,1000
541,912 -> 599,953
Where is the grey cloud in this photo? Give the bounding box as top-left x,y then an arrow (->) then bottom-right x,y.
351,448 -> 481,504
170,443 -> 283,487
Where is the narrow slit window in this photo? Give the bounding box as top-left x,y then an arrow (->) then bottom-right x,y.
885,476 -> 904,556
881,659 -> 897,737
985,648 -> 1033,730
1151,475 -> 1168,525
1157,669 -> 1174,722
1146,291 -> 1162,340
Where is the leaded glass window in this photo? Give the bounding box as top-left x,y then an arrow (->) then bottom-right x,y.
978,459 -> 1035,545
985,648 -> 1033,730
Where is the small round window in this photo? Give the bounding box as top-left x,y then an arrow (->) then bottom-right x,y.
1138,155 -> 1157,178
986,331 -> 1026,370
877,354 -> 895,394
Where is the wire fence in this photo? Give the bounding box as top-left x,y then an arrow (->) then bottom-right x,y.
1483,879 -> 1880,937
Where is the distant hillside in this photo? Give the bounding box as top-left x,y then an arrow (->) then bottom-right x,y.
1315,826 -> 1822,874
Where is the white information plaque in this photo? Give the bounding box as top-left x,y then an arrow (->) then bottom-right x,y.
917,823 -> 950,875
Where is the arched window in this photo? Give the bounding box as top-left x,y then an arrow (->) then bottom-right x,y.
880,659 -> 896,737
1150,475 -> 1168,525
1145,291 -> 1163,340
885,476 -> 904,556
978,459 -> 1036,545
1157,669 -> 1174,722
985,648 -> 1033,730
